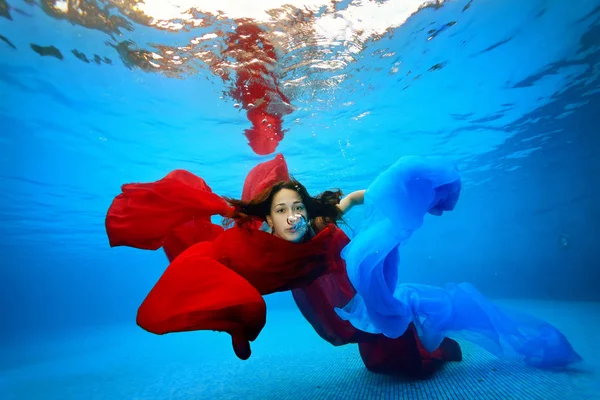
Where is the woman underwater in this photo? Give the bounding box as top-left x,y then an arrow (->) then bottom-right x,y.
105,153 -> 581,377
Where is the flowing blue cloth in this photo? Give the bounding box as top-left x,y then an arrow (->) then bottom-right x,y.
335,156 -> 582,369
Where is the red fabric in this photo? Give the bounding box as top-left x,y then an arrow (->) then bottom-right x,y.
213,224 -> 343,294
358,326 -> 462,379
291,228 -> 369,346
241,152 -> 290,229
291,237 -> 462,378
241,153 -> 289,201
105,169 -> 232,251
106,153 -> 333,345
136,241 -> 265,341
105,153 -> 461,377
222,23 -> 292,155
163,219 -> 224,262
244,107 -> 285,155
135,223 -> 347,344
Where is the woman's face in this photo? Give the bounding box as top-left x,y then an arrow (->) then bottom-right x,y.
266,188 -> 309,243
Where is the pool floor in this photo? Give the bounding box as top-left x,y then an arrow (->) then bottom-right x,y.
1,299 -> 598,400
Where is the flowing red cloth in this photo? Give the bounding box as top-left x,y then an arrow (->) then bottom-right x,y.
291,239 -> 462,378
135,224 -> 345,342
240,153 -> 290,230
105,153 -> 325,344
105,169 -> 232,252
105,153 -> 461,376
136,240 -> 265,342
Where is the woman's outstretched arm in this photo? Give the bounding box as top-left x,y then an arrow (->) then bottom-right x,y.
338,190 -> 365,215
312,189 -> 365,233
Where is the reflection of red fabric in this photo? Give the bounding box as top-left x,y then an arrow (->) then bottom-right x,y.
244,107 -> 284,155
105,153 -> 461,377
223,22 -> 291,155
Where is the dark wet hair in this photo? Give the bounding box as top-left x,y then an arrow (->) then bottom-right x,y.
223,178 -> 343,229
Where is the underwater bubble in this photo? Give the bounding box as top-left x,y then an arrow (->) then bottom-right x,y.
559,233 -> 570,248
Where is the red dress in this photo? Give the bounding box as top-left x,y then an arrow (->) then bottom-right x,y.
105,154 -> 461,377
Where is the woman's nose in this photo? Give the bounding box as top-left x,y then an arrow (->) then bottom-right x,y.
287,213 -> 302,225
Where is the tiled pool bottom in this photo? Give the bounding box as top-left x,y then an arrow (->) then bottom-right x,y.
1,300 -> 598,400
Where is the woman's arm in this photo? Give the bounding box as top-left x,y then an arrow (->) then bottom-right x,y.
338,190 -> 365,215
312,190 -> 366,233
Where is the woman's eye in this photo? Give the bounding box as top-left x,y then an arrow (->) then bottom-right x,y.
295,205 -> 304,211
277,209 -> 285,213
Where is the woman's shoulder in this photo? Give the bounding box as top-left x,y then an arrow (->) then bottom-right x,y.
311,216 -> 330,234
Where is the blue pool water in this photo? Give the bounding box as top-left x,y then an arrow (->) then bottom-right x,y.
1,0 -> 599,399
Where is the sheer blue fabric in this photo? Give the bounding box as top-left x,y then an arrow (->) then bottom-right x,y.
335,156 -> 582,369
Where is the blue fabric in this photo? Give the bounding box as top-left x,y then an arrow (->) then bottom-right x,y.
335,156 -> 582,369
